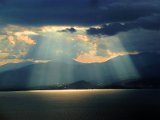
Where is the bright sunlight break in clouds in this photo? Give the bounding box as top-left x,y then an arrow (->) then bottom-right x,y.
0,0 -> 160,88
0,25 -> 141,65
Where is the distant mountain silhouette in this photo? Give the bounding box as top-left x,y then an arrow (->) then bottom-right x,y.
0,52 -> 160,90
0,61 -> 34,73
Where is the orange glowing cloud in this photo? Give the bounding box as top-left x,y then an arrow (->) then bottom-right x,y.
76,35 -> 89,42
74,50 -> 140,63
8,36 -> 16,45
8,35 -> 36,45
74,53 -> 108,63
14,31 -> 38,36
17,35 -> 36,45
105,50 -> 139,58
0,59 -> 24,66
0,59 -> 50,66
3,26 -> 38,46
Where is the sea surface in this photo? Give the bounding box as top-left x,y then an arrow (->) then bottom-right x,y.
0,89 -> 159,120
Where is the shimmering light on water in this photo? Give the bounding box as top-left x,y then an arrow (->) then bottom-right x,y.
29,89 -> 119,93
0,89 -> 160,120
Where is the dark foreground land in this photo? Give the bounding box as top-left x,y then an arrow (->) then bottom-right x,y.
0,89 -> 159,120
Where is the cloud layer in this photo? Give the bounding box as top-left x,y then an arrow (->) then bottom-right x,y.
0,0 -> 160,27
0,0 -> 160,64
87,14 -> 160,36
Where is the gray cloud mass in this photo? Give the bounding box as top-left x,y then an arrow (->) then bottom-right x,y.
0,0 -> 160,59
0,0 -> 160,27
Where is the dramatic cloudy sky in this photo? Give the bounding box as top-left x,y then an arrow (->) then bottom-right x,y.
0,0 -> 160,65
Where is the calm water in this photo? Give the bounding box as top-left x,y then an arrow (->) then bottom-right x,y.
0,89 -> 159,120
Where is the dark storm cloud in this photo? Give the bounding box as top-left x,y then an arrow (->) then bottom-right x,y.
87,14 -> 160,36
0,0 -> 6,4
89,0 -> 99,8
58,28 -> 76,33
87,23 -> 132,36
0,0 -> 160,26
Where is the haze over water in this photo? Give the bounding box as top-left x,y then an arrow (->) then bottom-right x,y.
0,89 -> 159,120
